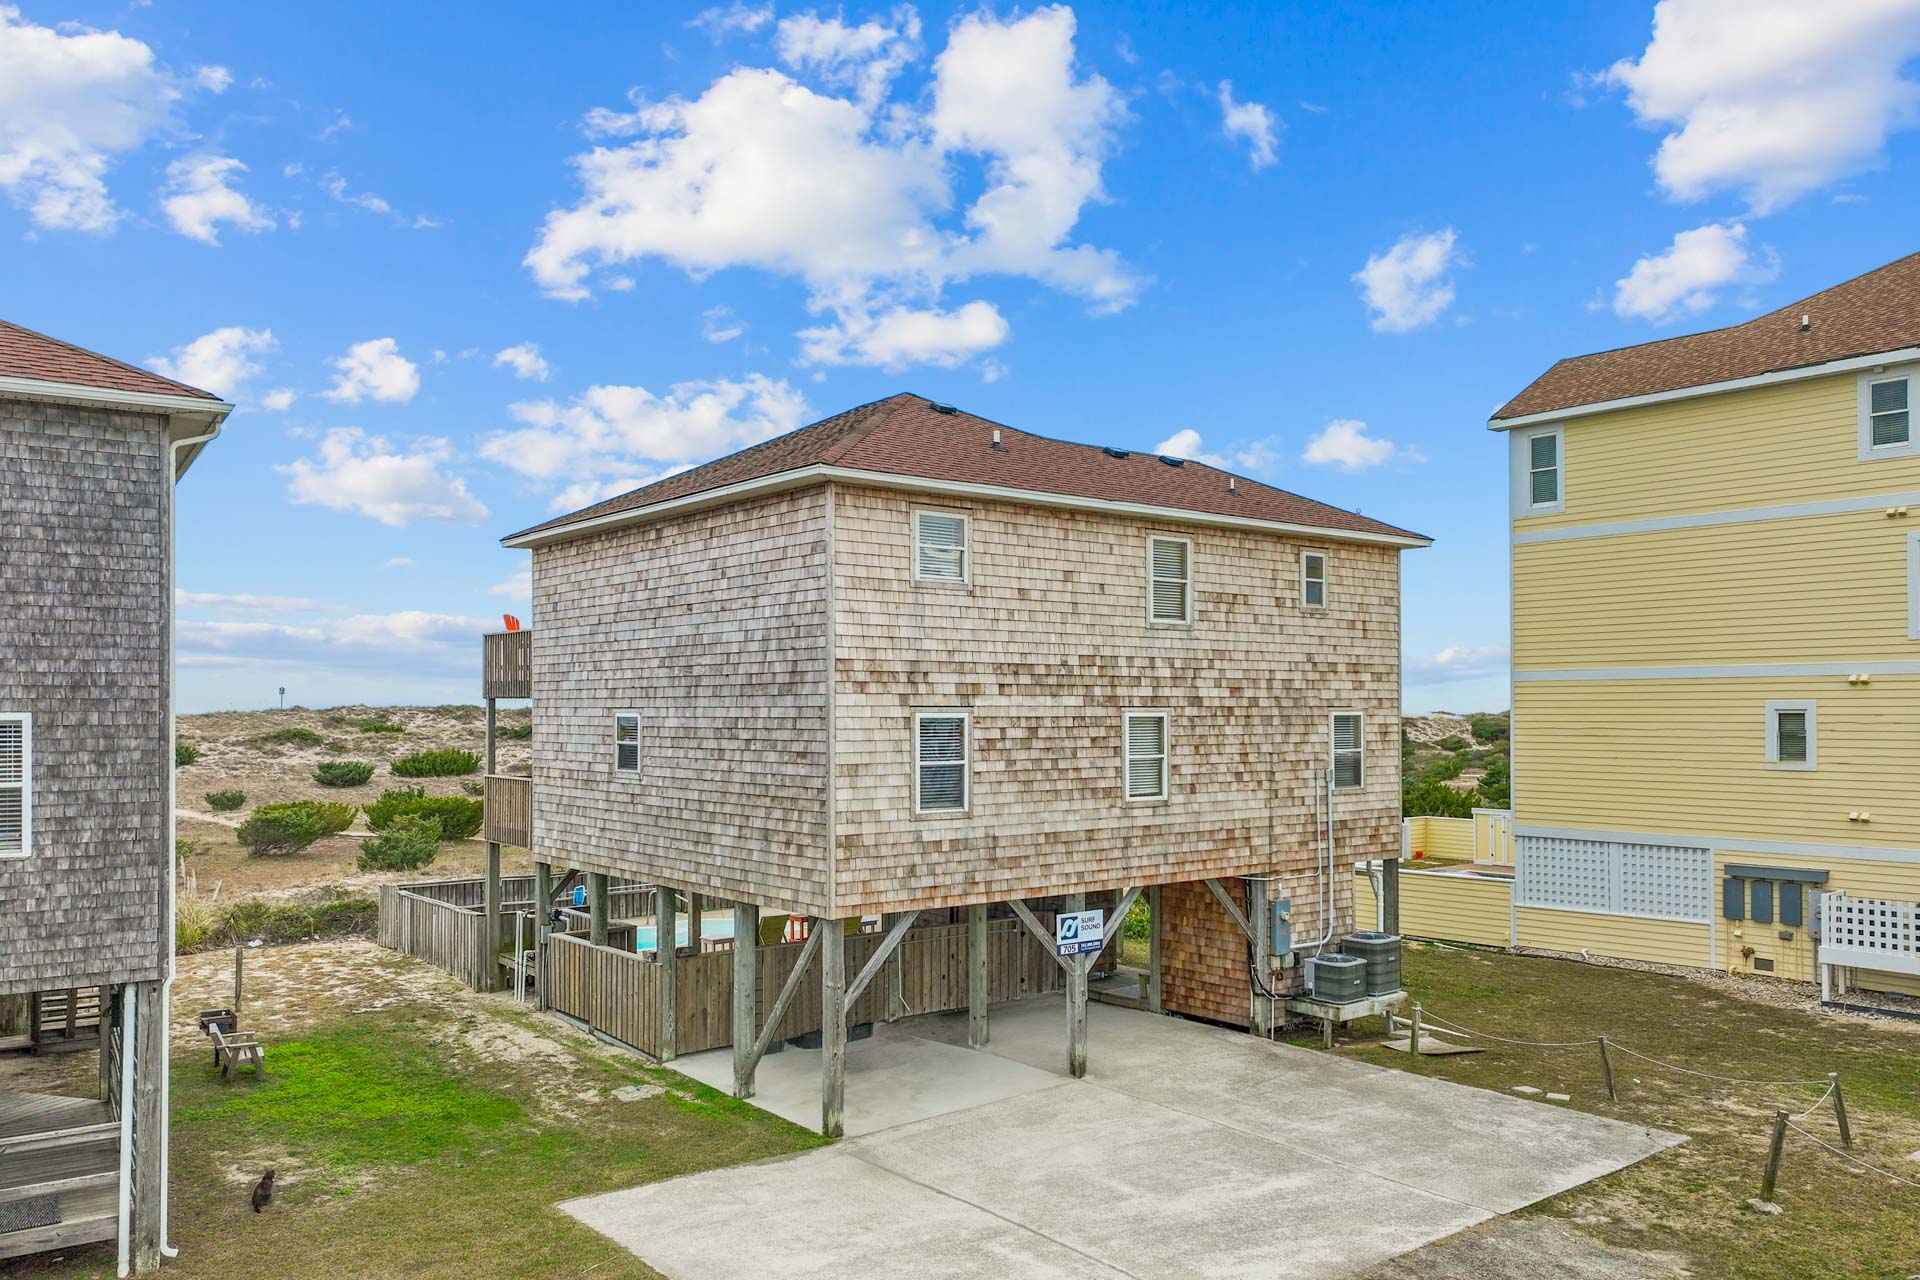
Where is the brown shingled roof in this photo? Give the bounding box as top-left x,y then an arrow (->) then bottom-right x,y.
0,318 -> 224,401
1494,250 -> 1920,421
509,393 -> 1427,545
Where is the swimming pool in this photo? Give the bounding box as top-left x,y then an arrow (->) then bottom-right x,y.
633,917 -> 737,953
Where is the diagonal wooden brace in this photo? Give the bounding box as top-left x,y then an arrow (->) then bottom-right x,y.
1203,878 -> 1258,947
738,927 -> 823,1087
1007,900 -> 1068,971
845,911 -> 917,1005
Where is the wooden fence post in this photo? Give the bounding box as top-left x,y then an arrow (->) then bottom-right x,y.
1829,1073 -> 1851,1148
1380,857 -> 1400,936
233,946 -> 244,1022
822,917 -> 847,1139
967,904 -> 989,1047
656,885 -> 677,1062
588,873 -> 610,947
1760,1109 -> 1789,1202
533,861 -> 553,1010
1598,1036 -> 1618,1102
1409,1002 -> 1422,1056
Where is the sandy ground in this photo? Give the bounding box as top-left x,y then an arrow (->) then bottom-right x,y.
173,705 -> 534,904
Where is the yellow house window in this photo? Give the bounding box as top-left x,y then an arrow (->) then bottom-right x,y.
1765,701 -> 1816,771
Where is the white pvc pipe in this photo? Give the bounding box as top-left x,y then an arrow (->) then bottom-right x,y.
116,989 -> 136,1278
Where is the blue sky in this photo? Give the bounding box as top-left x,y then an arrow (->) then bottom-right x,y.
7,1 -> 1920,714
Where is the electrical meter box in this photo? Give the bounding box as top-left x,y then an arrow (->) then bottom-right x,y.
1269,896 -> 1292,959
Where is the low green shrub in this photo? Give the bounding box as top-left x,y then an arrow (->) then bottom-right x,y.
188,896 -> 377,951
235,800 -> 356,856
363,788 -> 483,840
175,835 -> 210,863
459,779 -> 484,796
1433,736 -> 1470,752
331,714 -> 404,734
500,723 -> 532,740
357,815 -> 443,872
391,748 -> 479,778
313,761 -> 376,788
247,727 -> 330,749
175,741 -> 199,766
204,789 -> 247,812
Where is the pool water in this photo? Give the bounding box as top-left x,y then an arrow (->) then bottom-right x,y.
634,917 -> 737,953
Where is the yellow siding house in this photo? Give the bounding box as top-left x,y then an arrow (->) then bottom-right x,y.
1492,251 -> 1920,999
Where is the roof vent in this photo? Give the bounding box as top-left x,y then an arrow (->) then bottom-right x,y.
929,401 -> 958,414
1103,446 -> 1131,459
1799,313 -> 1812,333
1228,476 -> 1238,494
990,428 -> 1006,452
1160,455 -> 1186,467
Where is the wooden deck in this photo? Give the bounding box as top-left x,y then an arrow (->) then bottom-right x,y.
0,1090 -> 119,1262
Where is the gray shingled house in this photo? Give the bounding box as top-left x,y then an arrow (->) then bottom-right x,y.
0,320 -> 230,1271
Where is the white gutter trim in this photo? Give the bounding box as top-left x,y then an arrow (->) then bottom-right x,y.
1487,343 -> 1920,431
502,463 -> 1432,551
115,988 -> 136,1278
0,373 -> 232,417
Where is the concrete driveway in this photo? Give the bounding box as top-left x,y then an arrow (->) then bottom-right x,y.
562,996 -> 1682,1279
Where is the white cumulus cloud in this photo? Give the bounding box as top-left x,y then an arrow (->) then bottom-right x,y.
1217,80 -> 1279,170
260,388 -> 295,411
527,5 -> 1139,370
0,7 -> 183,231
1301,419 -> 1425,470
323,337 -> 420,404
1407,644 -> 1510,680
160,153 -> 273,244
146,326 -> 274,398
1353,228 -> 1461,333
1153,428 -> 1280,473
1611,221 -> 1779,323
1599,0 -> 1920,212
281,428 -> 489,527
690,2 -> 773,38
178,609 -> 495,682
702,306 -> 746,343
493,342 -> 551,382
797,300 -> 1009,369
193,64 -> 232,93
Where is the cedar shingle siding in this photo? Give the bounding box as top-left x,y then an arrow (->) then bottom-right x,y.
0,399 -> 171,992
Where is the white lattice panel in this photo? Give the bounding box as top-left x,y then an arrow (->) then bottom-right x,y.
1820,895 -> 1920,977
1517,835 -> 1709,921
1618,843 -> 1711,921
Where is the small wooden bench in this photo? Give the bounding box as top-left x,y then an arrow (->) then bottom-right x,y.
198,1009 -> 265,1081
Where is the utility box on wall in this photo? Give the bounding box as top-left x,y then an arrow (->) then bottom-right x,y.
1269,896 -> 1292,960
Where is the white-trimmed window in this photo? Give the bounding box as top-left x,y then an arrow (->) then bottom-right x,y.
1124,711 -> 1169,801
1148,536 -> 1191,624
1765,701 -> 1816,770
1301,551 -> 1328,609
1331,712 -> 1364,790
1526,429 -> 1561,509
613,712 -> 641,775
914,712 -> 969,813
0,714 -> 28,859
914,510 -> 969,584
1859,368 -> 1915,459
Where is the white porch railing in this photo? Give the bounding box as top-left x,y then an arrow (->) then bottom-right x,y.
1818,892 -> 1920,1000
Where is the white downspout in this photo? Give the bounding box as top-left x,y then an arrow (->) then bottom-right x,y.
116,988 -> 137,1277
157,420 -> 222,1263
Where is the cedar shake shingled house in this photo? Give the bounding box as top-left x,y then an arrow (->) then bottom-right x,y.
0,320 -> 231,1271
498,393 -> 1427,1133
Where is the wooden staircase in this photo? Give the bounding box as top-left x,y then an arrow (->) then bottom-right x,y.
27,990 -> 104,1055
0,1091 -> 120,1261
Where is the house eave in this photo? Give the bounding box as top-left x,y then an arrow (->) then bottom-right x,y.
0,374 -> 233,478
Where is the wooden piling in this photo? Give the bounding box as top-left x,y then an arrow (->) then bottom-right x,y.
1409,1002 -> 1422,1056
233,946 -> 244,1021
656,885 -> 677,1062
967,904 -> 989,1047
1760,1109 -> 1789,1202
822,916 -> 847,1138
732,903 -> 759,1098
1829,1073 -> 1851,1148
533,861 -> 553,1009
1598,1036 -> 1618,1102
1146,885 -> 1163,1014
1067,958 -> 1089,1079
588,872 -> 609,947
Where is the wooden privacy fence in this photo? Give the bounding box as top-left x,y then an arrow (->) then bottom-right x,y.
377,886 -> 510,990
547,918 -> 1063,1059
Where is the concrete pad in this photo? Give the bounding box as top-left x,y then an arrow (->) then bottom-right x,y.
562,1143 -> 1132,1280
668,1020 -> 1063,1137
567,995 -> 1685,1279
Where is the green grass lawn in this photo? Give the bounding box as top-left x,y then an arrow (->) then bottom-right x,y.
1330,943 -> 1920,1280
12,1002 -> 821,1280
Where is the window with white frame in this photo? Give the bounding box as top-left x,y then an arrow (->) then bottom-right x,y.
1859,368 -> 1918,460
1331,713 -> 1364,789
1124,712 -> 1169,801
1765,701 -> 1816,770
914,510 -> 969,584
0,714 -> 28,859
1148,536 -> 1191,623
1527,430 -> 1561,508
613,712 -> 641,775
914,712 -> 969,812
1301,551 -> 1328,608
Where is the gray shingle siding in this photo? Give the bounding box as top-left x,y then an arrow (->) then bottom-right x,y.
0,399 -> 170,992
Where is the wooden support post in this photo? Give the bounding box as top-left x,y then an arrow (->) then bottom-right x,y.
1409,1002 -> 1422,1056
233,946 -> 245,1022
1067,956 -> 1090,1079
885,912 -> 906,1022
1829,1073 -> 1851,1148
96,986 -> 115,1102
131,979 -> 165,1273
732,903 -> 759,1098
64,987 -> 76,1040
533,861 -> 553,1009
1064,892 -> 1085,912
821,916 -> 847,1139
587,872 -> 609,947
1146,885 -> 1163,1015
967,904 -> 989,1047
1248,877 -> 1274,1038
1760,1109 -> 1789,1202
485,696 -> 497,774
483,841 -> 503,992
1380,856 -> 1400,936
1598,1036 -> 1618,1102
656,886 -> 678,1063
